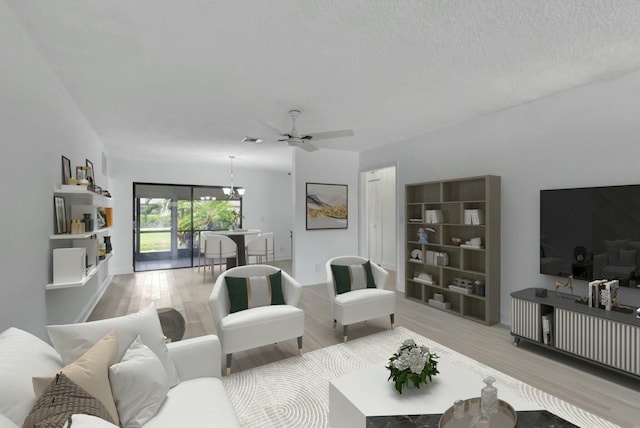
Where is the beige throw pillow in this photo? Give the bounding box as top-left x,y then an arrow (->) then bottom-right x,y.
33,329 -> 120,426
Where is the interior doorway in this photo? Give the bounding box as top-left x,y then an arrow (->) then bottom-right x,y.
360,166 -> 397,271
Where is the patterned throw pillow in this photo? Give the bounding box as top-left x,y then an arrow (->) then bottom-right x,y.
22,373 -> 115,428
225,270 -> 286,313
331,261 -> 377,295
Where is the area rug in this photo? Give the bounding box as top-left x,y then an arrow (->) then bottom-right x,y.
222,326 -> 617,428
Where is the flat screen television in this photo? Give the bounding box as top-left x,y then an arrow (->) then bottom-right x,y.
540,184 -> 640,285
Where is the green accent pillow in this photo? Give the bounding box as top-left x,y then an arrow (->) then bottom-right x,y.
331,261 -> 377,295
225,270 -> 285,313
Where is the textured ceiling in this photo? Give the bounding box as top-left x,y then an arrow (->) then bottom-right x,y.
7,0 -> 640,171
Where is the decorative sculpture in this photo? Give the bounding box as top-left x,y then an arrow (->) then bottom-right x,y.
555,274 -> 573,296
417,227 -> 436,244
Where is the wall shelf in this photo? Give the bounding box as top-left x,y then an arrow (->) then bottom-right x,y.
46,252 -> 113,290
49,227 -> 111,240
48,185 -> 114,291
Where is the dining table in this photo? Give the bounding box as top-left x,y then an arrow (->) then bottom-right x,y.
203,229 -> 260,268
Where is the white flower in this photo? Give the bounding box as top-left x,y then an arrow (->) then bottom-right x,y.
402,338 -> 416,348
393,358 -> 409,371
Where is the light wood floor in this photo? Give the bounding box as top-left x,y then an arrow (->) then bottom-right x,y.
89,262 -> 640,427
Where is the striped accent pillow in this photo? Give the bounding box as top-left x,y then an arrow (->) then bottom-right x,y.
225,270 -> 286,313
330,261 -> 377,295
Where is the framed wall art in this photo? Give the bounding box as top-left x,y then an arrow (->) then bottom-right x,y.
86,159 -> 95,187
54,196 -> 67,234
306,182 -> 348,230
61,156 -> 72,185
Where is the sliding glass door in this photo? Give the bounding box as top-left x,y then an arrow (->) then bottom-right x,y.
133,183 -> 242,272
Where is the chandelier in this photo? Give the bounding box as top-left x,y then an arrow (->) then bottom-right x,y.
222,155 -> 245,199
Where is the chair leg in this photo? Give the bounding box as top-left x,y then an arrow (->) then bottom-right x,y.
297,336 -> 303,355
390,313 -> 395,329
343,325 -> 348,343
226,354 -> 232,376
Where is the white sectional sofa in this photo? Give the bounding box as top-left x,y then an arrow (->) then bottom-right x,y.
0,305 -> 240,428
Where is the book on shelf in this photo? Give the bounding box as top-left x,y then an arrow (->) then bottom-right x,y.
460,244 -> 483,249
425,209 -> 443,224
409,218 -> 423,223
463,209 -> 485,225
448,284 -> 473,294
428,299 -> 451,310
542,313 -> 553,345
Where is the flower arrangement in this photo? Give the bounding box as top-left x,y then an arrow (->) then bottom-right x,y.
386,338 -> 439,394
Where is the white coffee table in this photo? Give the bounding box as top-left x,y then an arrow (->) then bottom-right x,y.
329,359 -> 541,428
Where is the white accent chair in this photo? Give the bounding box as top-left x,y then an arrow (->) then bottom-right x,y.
197,231 -> 216,273
245,232 -> 275,264
204,235 -> 238,281
208,265 -> 304,375
325,256 -> 395,342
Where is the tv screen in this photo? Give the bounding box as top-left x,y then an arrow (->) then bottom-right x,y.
540,184 -> 640,284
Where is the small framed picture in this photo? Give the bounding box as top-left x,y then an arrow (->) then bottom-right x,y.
54,196 -> 67,234
61,156 -> 72,185
306,182 -> 348,230
86,159 -> 95,187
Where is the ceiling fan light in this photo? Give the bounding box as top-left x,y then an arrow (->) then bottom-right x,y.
242,137 -> 264,144
222,187 -> 232,195
237,188 -> 245,196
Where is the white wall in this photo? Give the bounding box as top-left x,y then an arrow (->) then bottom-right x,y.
360,68 -> 640,325
292,149 -> 359,285
109,157 -> 293,274
0,2 -> 108,337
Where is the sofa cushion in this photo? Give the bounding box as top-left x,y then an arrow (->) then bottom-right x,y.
109,336 -> 169,428
334,288 -> 395,306
47,304 -> 180,388
33,329 -> 120,425
144,378 -> 240,428
0,413 -> 18,428
23,373 -> 116,428
65,414 -> 119,428
331,261 -> 376,294
0,328 -> 63,426
225,270 -> 285,313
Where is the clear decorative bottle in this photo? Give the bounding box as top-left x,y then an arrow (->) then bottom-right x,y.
480,376 -> 498,418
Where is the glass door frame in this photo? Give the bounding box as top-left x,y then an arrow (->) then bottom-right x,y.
133,182 -> 243,272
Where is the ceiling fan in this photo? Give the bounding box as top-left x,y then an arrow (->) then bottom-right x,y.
259,110 -> 354,152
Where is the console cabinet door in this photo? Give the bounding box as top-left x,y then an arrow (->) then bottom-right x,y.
555,308 -> 640,376
511,298 -> 540,342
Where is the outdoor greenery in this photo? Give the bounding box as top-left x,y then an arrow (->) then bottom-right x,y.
139,230 -> 171,252
139,198 -> 241,253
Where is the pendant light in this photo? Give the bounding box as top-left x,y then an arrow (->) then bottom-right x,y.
222,155 -> 245,199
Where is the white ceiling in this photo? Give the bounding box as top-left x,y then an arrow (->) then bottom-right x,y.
7,1 -> 640,171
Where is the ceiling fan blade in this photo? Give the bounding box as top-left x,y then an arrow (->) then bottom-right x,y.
304,129 -> 354,141
287,140 -> 318,152
259,120 -> 287,136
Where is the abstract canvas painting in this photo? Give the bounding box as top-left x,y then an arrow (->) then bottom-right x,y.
306,183 -> 348,230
